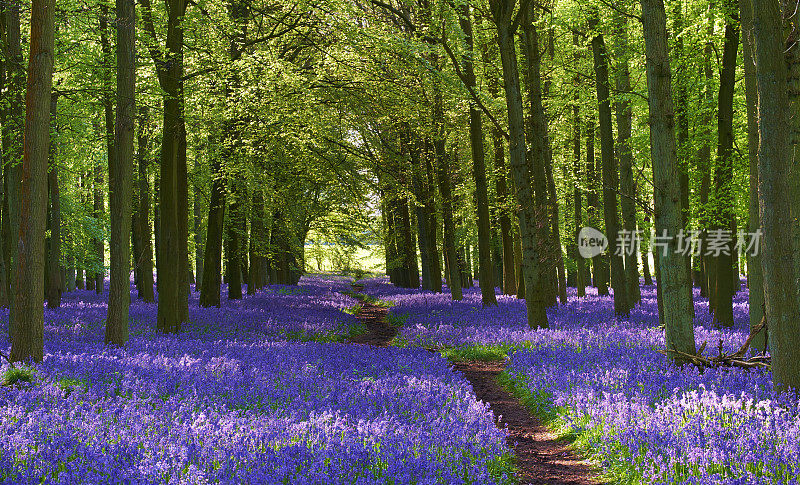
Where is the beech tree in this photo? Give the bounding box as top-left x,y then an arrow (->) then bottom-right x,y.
10,0 -> 56,362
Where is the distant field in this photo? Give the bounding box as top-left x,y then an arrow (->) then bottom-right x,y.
304,243 -> 385,274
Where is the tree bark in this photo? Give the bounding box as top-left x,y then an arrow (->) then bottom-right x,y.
640,0 -> 696,360
752,0 -> 800,391
10,0 -> 55,363
1,0 -> 25,314
106,0 -> 136,346
45,94 -> 61,309
459,4 -> 495,305
140,0 -> 188,333
740,0 -> 766,350
193,158 -> 204,289
613,10 -> 640,306
432,78 -> 462,299
710,7 -> 739,327
490,0 -> 548,327
200,136 -> 225,307
133,107 -> 155,301
589,8 -> 628,317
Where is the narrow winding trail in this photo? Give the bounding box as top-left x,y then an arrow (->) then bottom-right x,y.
348,284 -> 602,484
348,284 -> 396,346
453,361 -> 604,485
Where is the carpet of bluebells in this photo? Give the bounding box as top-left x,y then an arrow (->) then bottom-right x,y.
361,278 -> 800,484
0,275 -> 511,484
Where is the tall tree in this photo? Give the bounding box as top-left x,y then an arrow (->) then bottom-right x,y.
133,107 -> 155,301
751,0 -> 800,391
490,0 -> 548,328
1,0 -> 26,312
45,94 -> 62,309
140,0 -> 189,332
739,0 -> 765,349
710,4 -> 739,327
10,0 -> 56,362
458,3 -> 496,306
640,0 -> 696,359
613,9 -> 640,307
589,7 -> 628,317
106,0 -> 136,346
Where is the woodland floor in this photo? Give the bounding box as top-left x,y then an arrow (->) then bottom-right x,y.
350,283 -> 602,485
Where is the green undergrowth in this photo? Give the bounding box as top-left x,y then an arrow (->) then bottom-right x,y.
283,322 -> 369,343
57,377 -> 89,396
345,291 -> 395,308
1,366 -> 35,386
342,303 -> 363,316
440,344 -> 516,362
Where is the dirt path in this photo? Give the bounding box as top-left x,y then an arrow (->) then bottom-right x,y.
348,284 -> 396,346
452,361 -> 604,485
349,284 -> 601,484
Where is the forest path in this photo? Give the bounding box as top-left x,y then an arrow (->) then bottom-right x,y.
452,360 -> 604,485
348,283 -> 601,483
348,284 -> 396,346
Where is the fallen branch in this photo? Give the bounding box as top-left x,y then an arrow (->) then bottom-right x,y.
657,316 -> 770,370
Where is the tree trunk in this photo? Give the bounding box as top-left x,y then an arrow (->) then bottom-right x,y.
590,7 -> 628,316
177,121 -> 189,318
486,73 -> 516,296
133,107 -> 155,301
98,5 -> 115,295
491,0 -> 548,327
572,87 -> 586,297
672,0 -> 693,313
433,81 -> 462,300
613,10 -> 640,306
710,8 -> 739,327
459,4 -> 495,305
640,0 -> 696,359
1,0 -> 25,315
45,94 -> 61,309
227,180 -> 243,300
740,0 -> 766,350
697,6 -> 715,299
142,0 -> 188,333
408,132 -> 433,290
10,0 -> 54,363
585,117 -> 608,294
106,0 -> 135,346
751,0 -> 800,391
423,140 -> 442,292
200,137 -> 225,307
193,159 -> 204,289
520,4 -> 557,308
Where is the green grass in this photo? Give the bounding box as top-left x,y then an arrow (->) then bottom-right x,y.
2,366 -> 34,386
283,322 -> 369,343
342,303 -> 363,316
345,291 -> 395,308
440,344 -> 516,363
57,378 -> 89,396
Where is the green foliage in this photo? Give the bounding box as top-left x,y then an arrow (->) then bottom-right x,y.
2,366 -> 35,387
